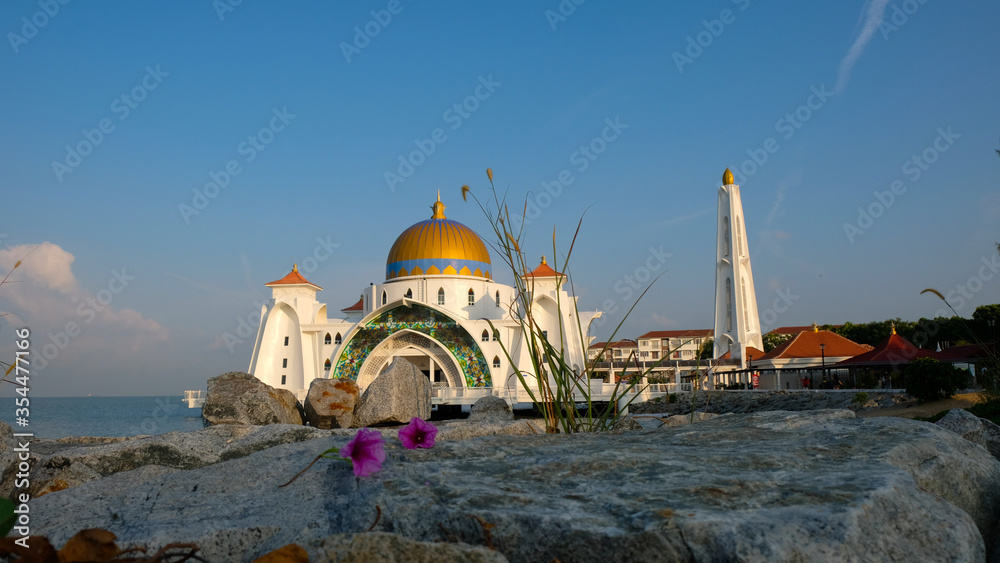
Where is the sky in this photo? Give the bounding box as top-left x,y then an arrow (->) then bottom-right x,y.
1,0 -> 998,397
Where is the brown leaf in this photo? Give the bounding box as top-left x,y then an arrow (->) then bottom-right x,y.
58,528 -> 120,563
0,536 -> 59,563
251,543 -> 309,563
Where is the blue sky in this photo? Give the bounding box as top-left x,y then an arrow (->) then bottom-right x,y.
1,0 -> 998,396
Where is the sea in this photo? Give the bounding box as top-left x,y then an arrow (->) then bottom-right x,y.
0,396 -> 205,439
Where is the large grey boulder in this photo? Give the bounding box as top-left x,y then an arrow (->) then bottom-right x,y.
0,424 -> 326,499
353,358 -> 430,427
28,410 -> 1000,562
202,371 -> 303,426
468,396 -> 513,422
937,408 -> 1000,460
305,378 -> 360,429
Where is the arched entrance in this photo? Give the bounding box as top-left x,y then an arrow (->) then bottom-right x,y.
356,330 -> 464,390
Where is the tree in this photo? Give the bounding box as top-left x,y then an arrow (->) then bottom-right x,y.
698,338 -> 714,360
904,357 -> 968,403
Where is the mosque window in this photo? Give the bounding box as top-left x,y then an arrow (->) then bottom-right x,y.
282,358 -> 288,368
482,329 -> 489,342
493,356 -> 501,369
324,359 -> 331,371
284,336 -> 289,346
492,330 -> 499,341
468,289 -> 475,306
723,217 -> 731,257
324,333 -> 332,345
736,217 -> 744,257
437,288 -> 445,305
335,333 -> 342,345
281,375 -> 286,385
381,291 -> 387,306
495,291 -> 500,307
726,278 -> 733,332
741,278 -> 749,326
404,288 -> 412,299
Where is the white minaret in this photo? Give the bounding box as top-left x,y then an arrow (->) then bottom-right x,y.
713,168 -> 763,367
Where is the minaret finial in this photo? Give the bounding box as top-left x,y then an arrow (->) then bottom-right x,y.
891,322 -> 896,335
431,194 -> 447,219
723,168 -> 734,186
812,322 -> 819,332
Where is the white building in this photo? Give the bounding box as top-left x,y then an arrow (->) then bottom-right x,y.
248,195 -> 600,403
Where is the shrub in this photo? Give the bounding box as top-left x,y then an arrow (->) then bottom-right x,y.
852,391 -> 869,408
904,358 -> 968,403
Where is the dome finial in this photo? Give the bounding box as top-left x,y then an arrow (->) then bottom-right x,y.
812,322 -> 818,332
723,168 -> 734,186
541,255 -> 547,265
891,322 -> 896,335
431,193 -> 447,219
292,264 -> 298,273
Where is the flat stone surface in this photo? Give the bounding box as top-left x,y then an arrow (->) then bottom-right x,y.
27,411 -> 1000,562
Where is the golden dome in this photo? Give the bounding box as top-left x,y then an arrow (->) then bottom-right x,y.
723,168 -> 734,186
386,195 -> 492,281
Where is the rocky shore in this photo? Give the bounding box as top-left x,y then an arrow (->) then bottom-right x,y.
630,389 -> 908,416
5,404 -> 1000,562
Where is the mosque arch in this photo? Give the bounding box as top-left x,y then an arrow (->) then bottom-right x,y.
355,329 -> 465,391
437,287 -> 445,305
404,288 -> 412,299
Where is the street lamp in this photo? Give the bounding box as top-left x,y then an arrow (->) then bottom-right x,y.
820,342 -> 826,387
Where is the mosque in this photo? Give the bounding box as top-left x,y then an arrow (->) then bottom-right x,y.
247,194 -> 600,403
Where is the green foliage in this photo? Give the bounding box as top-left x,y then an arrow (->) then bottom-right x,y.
966,397 -> 1000,426
852,391 -> 869,408
466,171 -> 664,433
761,332 -> 786,352
698,338 -> 714,360
0,497 -> 13,537
668,393 -> 678,404
904,357 -> 968,403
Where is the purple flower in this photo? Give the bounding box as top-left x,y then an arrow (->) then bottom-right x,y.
339,428 -> 386,477
398,417 -> 438,449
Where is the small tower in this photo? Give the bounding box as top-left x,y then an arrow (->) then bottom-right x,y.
713,168 -> 763,367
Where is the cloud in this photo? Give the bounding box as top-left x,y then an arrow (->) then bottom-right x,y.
835,0 -> 890,94
0,242 -> 168,384
651,312 -> 674,326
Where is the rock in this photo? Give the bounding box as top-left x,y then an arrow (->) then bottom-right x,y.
353,358 -> 430,427
661,412 -> 719,427
609,416 -> 643,432
28,411 -> 1000,562
0,424 -> 329,499
937,408 -> 1000,461
318,532 -> 508,563
937,408 -> 986,446
304,378 -> 360,429
203,372 -> 304,426
468,396 -> 513,423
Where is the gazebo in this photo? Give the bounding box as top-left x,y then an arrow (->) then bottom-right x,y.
833,325 -> 942,388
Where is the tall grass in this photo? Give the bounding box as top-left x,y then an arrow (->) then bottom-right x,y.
464,169 -> 673,433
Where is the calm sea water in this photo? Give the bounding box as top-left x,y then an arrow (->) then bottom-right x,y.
0,396 -> 205,439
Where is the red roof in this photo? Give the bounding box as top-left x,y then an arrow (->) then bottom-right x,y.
834,332 -> 942,366
607,340 -> 637,348
758,329 -> 871,360
638,329 -> 712,339
937,343 -> 993,362
266,265 -> 323,290
589,341 -> 608,349
523,257 -> 563,279
718,346 -> 766,360
341,298 -> 363,312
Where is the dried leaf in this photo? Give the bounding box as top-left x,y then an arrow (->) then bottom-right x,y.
251,543 -> 308,563
58,528 -> 120,563
13,260 -> 21,269
0,535 -> 59,562
461,185 -> 470,202
486,168 -> 493,183
920,288 -> 946,302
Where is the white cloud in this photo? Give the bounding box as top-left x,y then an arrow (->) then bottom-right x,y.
835,0 -> 891,94
0,242 -> 168,387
